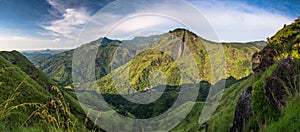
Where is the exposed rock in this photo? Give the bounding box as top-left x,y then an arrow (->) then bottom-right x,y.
230,86 -> 253,132
178,30 -> 185,57
252,52 -> 261,72
233,49 -> 237,60
252,47 -> 277,73
264,57 -> 297,110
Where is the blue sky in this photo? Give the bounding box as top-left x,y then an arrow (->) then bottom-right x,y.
0,0 -> 299,50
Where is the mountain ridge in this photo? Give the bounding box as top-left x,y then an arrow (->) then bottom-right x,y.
35,28 -> 265,92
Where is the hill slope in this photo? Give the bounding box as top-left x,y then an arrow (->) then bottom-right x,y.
207,16 -> 300,131
0,51 -> 96,131
0,52 -> 53,129
36,29 -> 265,91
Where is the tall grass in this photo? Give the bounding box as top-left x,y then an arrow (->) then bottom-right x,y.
0,78 -> 92,131
265,58 -> 300,131
0,78 -> 44,129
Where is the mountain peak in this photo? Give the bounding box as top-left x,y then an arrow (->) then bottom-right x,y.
169,28 -> 198,38
169,28 -> 190,33
86,37 -> 121,46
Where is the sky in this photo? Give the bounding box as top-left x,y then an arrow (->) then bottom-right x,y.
0,0 -> 299,50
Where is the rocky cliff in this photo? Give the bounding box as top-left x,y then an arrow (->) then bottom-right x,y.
230,17 -> 300,131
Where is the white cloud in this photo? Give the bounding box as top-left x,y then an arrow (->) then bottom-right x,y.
42,8 -> 90,38
188,0 -> 293,42
77,0 -> 207,44
46,0 -> 65,12
113,16 -> 169,32
0,35 -> 73,50
77,0 -> 294,44
41,0 -> 92,41
3,0 -> 292,50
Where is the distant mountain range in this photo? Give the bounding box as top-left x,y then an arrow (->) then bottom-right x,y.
3,16 -> 300,131
21,49 -> 67,64
34,28 -> 265,91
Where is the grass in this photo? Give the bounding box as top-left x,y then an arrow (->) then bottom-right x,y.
172,102 -> 204,131
207,75 -> 257,131
0,78 -> 44,130
0,83 -> 93,131
0,53 -> 96,131
247,63 -> 280,131
266,94 -> 300,131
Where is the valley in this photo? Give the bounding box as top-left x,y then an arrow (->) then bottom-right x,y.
1,16 -> 300,131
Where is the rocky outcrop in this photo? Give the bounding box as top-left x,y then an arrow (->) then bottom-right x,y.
178,30 -> 185,57
230,86 -> 253,132
264,57 -> 297,110
252,47 -> 277,73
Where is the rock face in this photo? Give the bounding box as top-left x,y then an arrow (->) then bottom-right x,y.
264,57 -> 297,110
230,86 -> 253,132
252,47 -> 277,73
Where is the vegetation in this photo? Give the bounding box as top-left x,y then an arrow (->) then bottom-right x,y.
5,17 -> 300,131
205,75 -> 255,131
0,52 -> 96,131
36,29 -> 263,93
268,17 -> 300,54
266,93 -> 300,131
207,17 -> 300,131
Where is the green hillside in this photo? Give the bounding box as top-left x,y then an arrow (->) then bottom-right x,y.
96,29 -> 263,94
37,29 -> 264,92
0,51 -> 97,131
0,51 -> 56,91
206,17 -> 300,131
7,20 -> 300,131
36,38 -> 122,88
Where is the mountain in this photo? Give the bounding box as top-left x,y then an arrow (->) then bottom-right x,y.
0,51 -> 56,90
27,28 -> 266,131
22,49 -> 66,64
36,28 -> 265,91
1,17 -> 299,131
0,51 -> 97,131
0,51 -> 57,129
206,17 -> 300,131
36,38 -> 122,88
4,19 -> 300,131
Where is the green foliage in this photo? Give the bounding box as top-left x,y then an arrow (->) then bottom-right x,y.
172,102 -> 204,131
0,51 -> 57,90
268,17 -> 300,54
36,29 -> 263,92
207,75 -> 256,131
247,64 -> 280,130
0,28 -> 272,131
266,94 -> 300,131
36,40 -> 122,88
246,17 -> 300,131
0,52 -> 95,131
95,30 -> 263,94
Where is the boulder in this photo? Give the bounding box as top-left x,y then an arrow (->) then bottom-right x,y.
252,52 -> 261,72
252,47 -> 277,73
264,57 -> 297,110
230,86 -> 253,132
